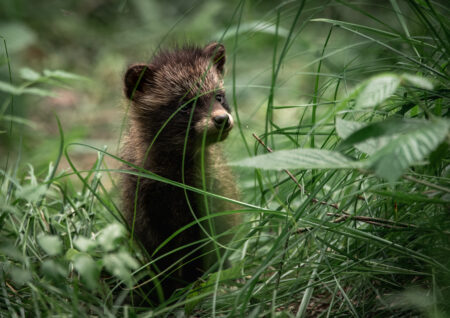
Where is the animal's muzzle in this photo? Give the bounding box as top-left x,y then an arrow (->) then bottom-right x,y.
213,113 -> 233,130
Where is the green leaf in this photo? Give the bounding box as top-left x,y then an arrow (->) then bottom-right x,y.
401,73 -> 433,90
98,223 -> 124,252
0,242 -> 25,263
73,254 -> 100,290
367,118 -> 450,182
38,235 -> 63,256
15,184 -> 47,202
230,149 -> 361,170
65,248 -> 81,261
103,251 -> 138,286
335,118 -> 366,140
336,118 -> 390,155
43,69 -> 88,82
10,267 -> 32,286
41,259 -> 68,282
0,81 -> 55,97
355,74 -> 401,109
74,236 -> 98,252
337,118 -> 424,154
20,67 -> 41,81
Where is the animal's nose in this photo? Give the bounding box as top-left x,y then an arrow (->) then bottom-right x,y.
213,113 -> 231,129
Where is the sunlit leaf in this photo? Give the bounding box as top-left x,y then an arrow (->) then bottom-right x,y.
20,67 -> 41,81
230,149 -> 361,170
98,223 -> 124,252
73,254 -> 100,290
355,74 -> 401,109
65,248 -> 81,261
103,251 -> 138,286
74,236 -> 98,252
336,118 -> 390,155
43,69 -> 89,82
367,118 -> 449,181
336,118 -> 424,154
401,73 -> 433,90
0,81 -> 55,96
15,184 -> 47,202
38,235 -> 63,256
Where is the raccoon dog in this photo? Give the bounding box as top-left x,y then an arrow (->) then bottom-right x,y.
121,43 -> 239,300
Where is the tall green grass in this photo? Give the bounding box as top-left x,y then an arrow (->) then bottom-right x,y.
1,0 -> 449,317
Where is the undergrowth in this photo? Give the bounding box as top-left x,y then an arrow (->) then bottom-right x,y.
1,1 -> 449,317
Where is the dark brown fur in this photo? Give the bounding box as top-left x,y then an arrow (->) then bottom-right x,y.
121,43 -> 239,300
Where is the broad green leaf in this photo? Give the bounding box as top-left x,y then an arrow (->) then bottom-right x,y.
43,69 -> 88,82
368,118 -> 449,182
38,235 -> 63,256
0,242 -> 25,262
41,259 -> 68,281
74,236 -> 98,252
73,254 -> 100,290
20,68 -> 41,81
15,184 -> 47,202
337,118 -> 424,154
98,223 -> 124,252
335,118 -> 366,140
65,248 -> 81,261
10,267 -> 32,286
355,74 -> 401,109
103,251 -> 138,286
230,149 -> 361,170
401,73 -> 433,90
0,81 -> 55,97
336,118 -> 390,155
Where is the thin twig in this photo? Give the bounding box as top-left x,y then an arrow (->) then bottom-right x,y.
252,133 -> 361,211
403,175 -> 450,194
252,133 -> 304,191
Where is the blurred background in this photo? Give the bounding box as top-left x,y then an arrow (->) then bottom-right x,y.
0,0 -> 419,179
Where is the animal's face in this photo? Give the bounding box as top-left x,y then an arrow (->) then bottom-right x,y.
124,43 -> 233,146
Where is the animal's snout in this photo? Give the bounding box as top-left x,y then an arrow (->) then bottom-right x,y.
213,113 -> 232,129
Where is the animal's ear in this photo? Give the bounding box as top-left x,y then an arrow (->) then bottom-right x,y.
124,64 -> 154,100
203,42 -> 226,75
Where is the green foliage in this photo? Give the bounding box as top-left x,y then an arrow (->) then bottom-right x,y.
231,148 -> 362,170
233,72 -> 449,183
1,0 -> 450,317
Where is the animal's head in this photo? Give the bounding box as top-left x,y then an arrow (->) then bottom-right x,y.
124,43 -> 233,147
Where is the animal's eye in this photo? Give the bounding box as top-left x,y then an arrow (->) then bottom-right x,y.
215,94 -> 224,104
